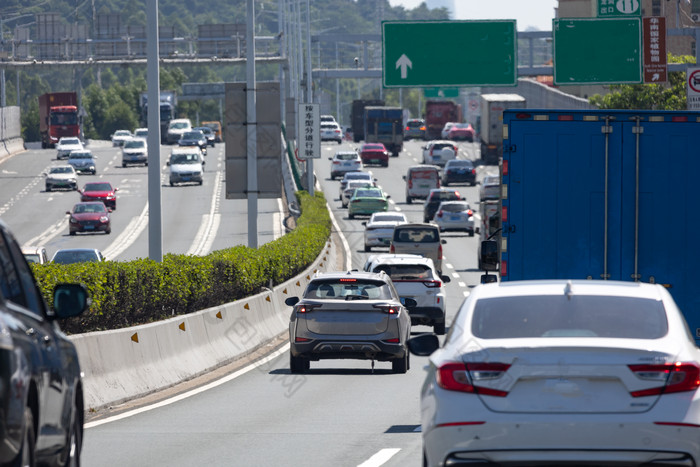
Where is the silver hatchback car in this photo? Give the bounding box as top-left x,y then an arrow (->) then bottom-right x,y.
286,271 -> 415,374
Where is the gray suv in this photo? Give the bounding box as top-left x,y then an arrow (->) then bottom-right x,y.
0,218 -> 89,466
286,271 -> 415,374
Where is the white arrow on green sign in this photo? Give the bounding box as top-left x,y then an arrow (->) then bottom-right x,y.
382,20 -> 517,88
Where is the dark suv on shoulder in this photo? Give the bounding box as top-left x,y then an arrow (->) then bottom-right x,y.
423,188 -> 464,222
0,218 -> 89,466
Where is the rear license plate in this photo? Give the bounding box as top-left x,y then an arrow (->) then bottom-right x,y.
419,184 -> 429,188
451,215 -> 460,221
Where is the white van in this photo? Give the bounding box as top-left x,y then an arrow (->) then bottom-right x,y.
166,118 -> 192,144
403,165 -> 441,204
167,147 -> 204,186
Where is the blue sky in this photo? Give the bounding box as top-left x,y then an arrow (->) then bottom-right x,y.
388,0 -> 558,31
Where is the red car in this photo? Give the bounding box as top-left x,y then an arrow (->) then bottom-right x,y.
79,181 -> 118,209
447,123 -> 475,142
359,143 -> 389,167
67,201 -> 112,235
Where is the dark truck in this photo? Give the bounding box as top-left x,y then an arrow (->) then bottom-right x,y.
480,108 -> 700,343
363,106 -> 404,157
351,99 -> 384,142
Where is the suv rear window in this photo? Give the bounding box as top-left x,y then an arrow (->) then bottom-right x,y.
394,227 -> 438,243
305,279 -> 393,300
471,295 -> 668,339
373,264 -> 433,280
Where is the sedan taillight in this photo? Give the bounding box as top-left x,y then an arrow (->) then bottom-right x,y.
437,362 -> 511,397
373,304 -> 399,314
436,210 -> 443,218
423,280 -> 442,288
628,362 -> 700,397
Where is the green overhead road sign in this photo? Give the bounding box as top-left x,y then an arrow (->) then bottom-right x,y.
424,87 -> 460,98
553,18 -> 642,85
598,0 -> 641,17
382,20 -> 517,88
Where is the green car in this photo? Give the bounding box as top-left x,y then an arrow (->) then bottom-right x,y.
348,187 -> 389,219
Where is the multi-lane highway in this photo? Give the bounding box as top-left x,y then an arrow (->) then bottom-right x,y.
70,138 -> 496,466
0,141 -> 285,261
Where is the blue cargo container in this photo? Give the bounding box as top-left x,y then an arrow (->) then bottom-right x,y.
364,106 -> 404,157
491,108 -> 700,341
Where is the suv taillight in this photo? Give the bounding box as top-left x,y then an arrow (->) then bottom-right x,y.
390,244 -> 395,253
438,243 -> 443,259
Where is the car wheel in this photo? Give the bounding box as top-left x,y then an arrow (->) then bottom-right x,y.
443,180 -> 448,186
69,231 -> 76,236
290,354 -> 309,374
58,401 -> 82,467
46,185 -> 51,192
468,230 -> 474,237
364,244 -> 371,252
198,181 -> 203,186
349,213 -> 355,219
16,407 -> 36,467
434,322 -> 446,335
382,161 -> 389,167
406,196 -> 412,204
337,140 -> 341,145
122,163 -> 127,168
105,229 -> 111,235
170,181 -> 174,187
392,353 -> 408,374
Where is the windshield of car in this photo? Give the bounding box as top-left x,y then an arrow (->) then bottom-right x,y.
471,295 -> 668,339
372,264 -> 433,280
60,138 -> 81,145
53,250 -> 101,264
372,214 -> 405,223
124,139 -> 145,149
74,203 -> 106,214
407,120 -> 424,128
182,131 -> 203,139
484,176 -> 500,186
394,227 -> 438,243
335,153 -> 358,161
50,167 -> 73,174
84,183 -> 112,191
454,123 -> 472,129
114,131 -> 130,137
354,189 -> 382,198
440,202 -> 470,212
171,122 -> 189,130
171,153 -> 200,164
69,152 -> 92,159
321,123 -> 338,129
344,173 -> 370,181
24,254 -> 41,264
363,144 -> 385,151
447,160 -> 473,169
430,191 -> 461,202
135,130 -> 148,137
304,279 -> 393,300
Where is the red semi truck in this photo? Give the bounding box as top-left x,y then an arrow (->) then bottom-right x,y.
424,100 -> 462,140
39,92 -> 80,148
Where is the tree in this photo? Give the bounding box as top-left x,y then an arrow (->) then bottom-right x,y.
589,54 -> 695,110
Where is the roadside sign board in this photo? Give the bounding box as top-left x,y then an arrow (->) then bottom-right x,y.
297,103 -> 320,159
423,87 -> 459,98
382,20 -> 517,88
687,67 -> 700,110
643,17 -> 667,83
553,18 -> 642,85
598,0 -> 641,17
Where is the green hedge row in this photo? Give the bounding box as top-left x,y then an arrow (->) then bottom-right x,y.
32,191 -> 331,334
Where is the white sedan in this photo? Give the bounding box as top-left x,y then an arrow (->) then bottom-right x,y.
409,280 -> 700,467
361,211 -> 408,251
55,137 -> 83,160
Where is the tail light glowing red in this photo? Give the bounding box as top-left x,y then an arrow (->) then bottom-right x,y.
629,362 -> 700,397
374,304 -> 399,314
502,160 -> 508,175
437,362 -> 511,397
501,260 -> 507,276
437,210 -> 443,218
390,244 -> 395,253
502,206 -> 508,222
438,244 -> 443,259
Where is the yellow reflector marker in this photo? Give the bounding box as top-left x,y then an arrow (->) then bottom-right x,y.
265,296 -> 271,302
244,303 -> 250,310
131,333 -> 139,343
179,322 -> 186,332
216,311 -> 223,320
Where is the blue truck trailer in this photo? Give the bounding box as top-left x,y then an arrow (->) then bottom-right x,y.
480,108 -> 700,341
364,106 -> 404,157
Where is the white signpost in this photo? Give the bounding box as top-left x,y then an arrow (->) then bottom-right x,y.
687,67 -> 700,110
297,103 -> 320,159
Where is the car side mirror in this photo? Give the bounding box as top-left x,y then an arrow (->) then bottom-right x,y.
65,211 -> 71,215
480,240 -> 499,271
402,175 -> 406,180
328,157 -> 332,160
441,239 -> 447,244
202,160 -> 206,165
407,333 -> 440,356
361,221 -> 367,226
440,275 -> 451,283
285,297 -> 300,307
480,273 -> 498,284
114,188 -> 118,191
166,161 -> 170,166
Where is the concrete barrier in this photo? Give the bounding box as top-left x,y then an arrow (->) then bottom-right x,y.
71,237 -> 340,411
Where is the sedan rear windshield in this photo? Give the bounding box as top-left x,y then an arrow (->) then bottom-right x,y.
305,279 -> 393,300
336,153 -> 358,161
471,295 -> 668,339
84,183 -> 112,191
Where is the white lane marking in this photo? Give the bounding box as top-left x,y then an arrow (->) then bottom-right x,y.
357,449 -> 401,467
458,282 -> 466,287
187,168 -> 223,256
445,263 -> 454,269
463,291 -> 470,297
23,218 -> 67,246
85,343 -> 291,429
394,206 -> 402,212
451,272 -> 459,278
103,203 -> 149,260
